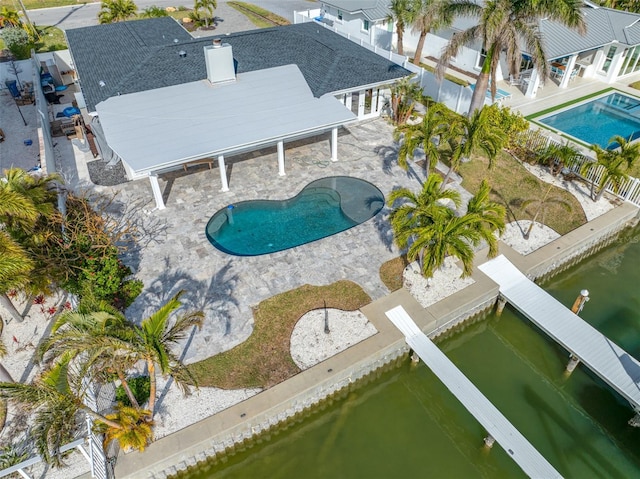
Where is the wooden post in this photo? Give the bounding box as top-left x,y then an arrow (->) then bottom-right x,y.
410,351 -> 420,365
484,435 -> 495,448
496,296 -> 507,316
566,354 -> 580,374
571,289 -> 590,314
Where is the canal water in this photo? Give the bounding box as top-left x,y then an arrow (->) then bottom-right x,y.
182,227 -> 640,478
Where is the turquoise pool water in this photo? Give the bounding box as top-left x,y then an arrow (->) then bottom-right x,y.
537,92 -> 640,148
205,176 -> 384,256
181,227 -> 640,478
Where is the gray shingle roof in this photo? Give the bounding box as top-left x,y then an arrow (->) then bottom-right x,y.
66,18 -> 409,112
321,0 -> 390,21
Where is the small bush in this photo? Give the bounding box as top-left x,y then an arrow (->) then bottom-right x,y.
483,104 -> 529,150
0,27 -> 34,60
140,5 -> 168,17
116,376 -> 150,407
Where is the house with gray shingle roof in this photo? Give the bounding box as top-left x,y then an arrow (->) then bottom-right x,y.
64,18 -> 410,209
299,2 -> 640,98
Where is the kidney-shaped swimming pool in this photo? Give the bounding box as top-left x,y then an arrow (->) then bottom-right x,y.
205,176 -> 385,256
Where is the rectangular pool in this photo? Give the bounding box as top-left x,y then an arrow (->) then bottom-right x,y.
536,92 -> 640,148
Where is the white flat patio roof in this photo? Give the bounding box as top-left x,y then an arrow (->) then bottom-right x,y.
95,64 -> 357,178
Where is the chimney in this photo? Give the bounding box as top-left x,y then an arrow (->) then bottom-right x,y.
204,39 -> 236,84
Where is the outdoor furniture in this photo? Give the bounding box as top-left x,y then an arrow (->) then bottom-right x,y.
469,83 -> 512,103
509,74 -> 522,86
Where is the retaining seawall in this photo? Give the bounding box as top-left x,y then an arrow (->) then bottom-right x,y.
114,202 -> 639,479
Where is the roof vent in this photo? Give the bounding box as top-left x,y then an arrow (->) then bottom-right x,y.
98,80 -> 105,87
178,50 -> 187,58
174,38 -> 179,43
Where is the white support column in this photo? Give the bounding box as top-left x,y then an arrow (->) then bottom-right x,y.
345,93 -> 352,112
277,140 -> 285,176
524,68 -> 541,98
357,90 -> 366,118
559,55 -> 578,89
149,174 -> 166,210
218,155 -> 229,192
330,127 -> 338,162
372,88 -> 380,114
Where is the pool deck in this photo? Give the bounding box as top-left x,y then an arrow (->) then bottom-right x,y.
104,119 -> 442,363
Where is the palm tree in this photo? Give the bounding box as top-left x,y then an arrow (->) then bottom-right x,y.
0,7 -> 20,28
465,179 -> 506,257
520,180 -> 571,239
441,106 -> 506,187
134,292 -> 204,417
438,0 -> 585,115
394,98 -> 450,177
582,136 -> 640,201
388,174 -> 462,274
0,360 -> 148,465
98,0 -> 138,24
389,77 -> 423,125
411,0 -> 450,65
97,404 -> 154,452
38,308 -> 142,408
194,0 -> 217,28
387,0 -> 416,56
537,141 -> 582,176
0,231 -> 34,323
0,169 -> 60,322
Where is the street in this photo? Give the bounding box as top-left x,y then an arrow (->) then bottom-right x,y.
28,0 -> 319,31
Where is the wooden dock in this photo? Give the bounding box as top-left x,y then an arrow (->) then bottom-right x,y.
385,305 -> 562,479
479,255 -> 640,413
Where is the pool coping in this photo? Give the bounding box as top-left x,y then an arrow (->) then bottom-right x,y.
113,202 -> 640,479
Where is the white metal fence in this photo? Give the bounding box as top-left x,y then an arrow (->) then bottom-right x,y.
293,10 -> 473,115
519,130 -> 640,207
295,10 -> 640,208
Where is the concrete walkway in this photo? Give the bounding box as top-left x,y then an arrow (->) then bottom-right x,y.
114,201 -> 639,478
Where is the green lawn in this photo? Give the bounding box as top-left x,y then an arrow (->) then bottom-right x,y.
458,150 -> 587,235
0,0 -> 92,9
188,281 -> 371,389
0,25 -> 67,55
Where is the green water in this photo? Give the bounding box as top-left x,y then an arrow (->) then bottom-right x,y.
184,228 -> 640,478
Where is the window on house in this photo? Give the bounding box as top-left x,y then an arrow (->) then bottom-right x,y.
363,19 -> 370,31
601,45 -> 617,73
337,10 -> 343,21
476,48 -> 487,70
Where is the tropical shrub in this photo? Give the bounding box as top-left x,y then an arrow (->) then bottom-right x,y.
140,5 -> 168,17
0,27 -> 33,60
116,376 -> 150,407
483,104 -> 529,150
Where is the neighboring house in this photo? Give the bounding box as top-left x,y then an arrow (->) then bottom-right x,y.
317,0 -> 393,49
301,2 -> 640,98
64,18 -> 410,209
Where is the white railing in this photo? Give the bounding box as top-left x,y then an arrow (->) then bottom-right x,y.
519,130 -> 640,207
293,10 -> 640,208
293,9 -> 474,115
0,416 -> 101,479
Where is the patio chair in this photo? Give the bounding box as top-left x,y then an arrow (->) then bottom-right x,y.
569,68 -> 579,82
509,74 -> 522,86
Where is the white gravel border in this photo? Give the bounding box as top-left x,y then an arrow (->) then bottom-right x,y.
290,309 -> 377,370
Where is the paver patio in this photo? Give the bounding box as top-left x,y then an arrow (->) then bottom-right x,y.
106,119 -> 434,363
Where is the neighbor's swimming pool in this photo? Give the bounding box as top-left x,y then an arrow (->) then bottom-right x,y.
205,176 -> 385,256
536,92 -> 640,148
